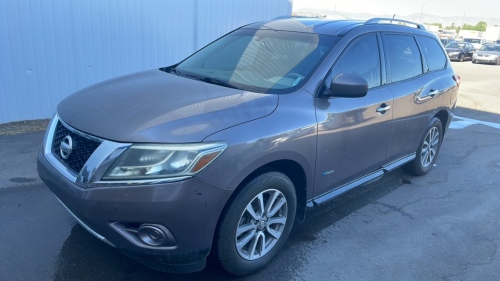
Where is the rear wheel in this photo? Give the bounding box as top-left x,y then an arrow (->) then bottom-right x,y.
402,117 -> 443,176
215,172 -> 296,276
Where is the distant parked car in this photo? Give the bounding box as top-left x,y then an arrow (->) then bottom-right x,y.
472,44 -> 500,65
445,42 -> 475,61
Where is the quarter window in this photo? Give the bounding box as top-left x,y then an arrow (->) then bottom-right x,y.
384,35 -> 423,83
417,36 -> 447,71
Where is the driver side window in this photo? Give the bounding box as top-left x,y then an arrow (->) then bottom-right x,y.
327,34 -> 382,89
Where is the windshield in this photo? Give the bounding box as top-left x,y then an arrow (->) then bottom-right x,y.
445,43 -> 466,49
479,45 -> 500,52
173,28 -> 338,94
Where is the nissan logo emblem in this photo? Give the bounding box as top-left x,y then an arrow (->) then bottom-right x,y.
60,135 -> 73,159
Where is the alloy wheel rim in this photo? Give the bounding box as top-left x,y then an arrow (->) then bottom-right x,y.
235,189 -> 288,260
421,127 -> 440,167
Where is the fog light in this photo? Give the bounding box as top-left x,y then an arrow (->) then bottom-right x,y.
138,224 -> 168,246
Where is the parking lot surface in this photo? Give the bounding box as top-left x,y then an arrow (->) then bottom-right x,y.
1,61 -> 499,280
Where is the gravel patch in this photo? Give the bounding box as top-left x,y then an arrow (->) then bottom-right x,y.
0,119 -> 50,136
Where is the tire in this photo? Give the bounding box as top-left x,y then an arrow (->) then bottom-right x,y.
459,55 -> 464,62
472,59 -> 476,64
402,117 -> 443,176
215,172 -> 296,276
496,58 -> 500,65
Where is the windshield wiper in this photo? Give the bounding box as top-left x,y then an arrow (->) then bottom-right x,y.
185,74 -> 241,90
200,77 -> 241,90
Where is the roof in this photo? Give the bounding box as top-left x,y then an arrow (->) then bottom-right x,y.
243,17 -> 427,36
243,18 -> 363,36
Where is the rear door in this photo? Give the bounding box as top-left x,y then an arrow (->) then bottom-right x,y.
382,33 -> 442,162
418,35 -> 458,121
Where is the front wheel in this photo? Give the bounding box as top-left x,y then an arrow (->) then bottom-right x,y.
215,172 -> 296,276
402,117 -> 443,176
472,59 -> 477,64
459,55 -> 464,62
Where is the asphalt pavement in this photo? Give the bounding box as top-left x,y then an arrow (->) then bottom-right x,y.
1,61 -> 499,280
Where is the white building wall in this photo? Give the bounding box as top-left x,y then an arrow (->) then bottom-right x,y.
0,0 -> 292,124
484,26 -> 500,42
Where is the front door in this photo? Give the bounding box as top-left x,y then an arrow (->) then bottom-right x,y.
313,33 -> 394,198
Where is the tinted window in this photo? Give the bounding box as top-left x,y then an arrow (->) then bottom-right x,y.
417,36 -> 447,71
328,34 -> 381,89
384,35 -> 423,83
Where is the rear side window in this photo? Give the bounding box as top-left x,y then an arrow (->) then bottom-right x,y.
384,35 -> 423,83
417,36 -> 447,71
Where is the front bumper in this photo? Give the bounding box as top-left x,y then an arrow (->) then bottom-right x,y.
37,151 -> 232,273
473,55 -> 498,63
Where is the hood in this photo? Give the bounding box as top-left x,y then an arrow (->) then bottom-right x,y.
58,70 -> 278,143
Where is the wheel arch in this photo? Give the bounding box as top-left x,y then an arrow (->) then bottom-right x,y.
218,159 -> 308,228
434,109 -> 451,135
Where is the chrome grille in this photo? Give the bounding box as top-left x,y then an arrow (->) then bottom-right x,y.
51,121 -> 101,174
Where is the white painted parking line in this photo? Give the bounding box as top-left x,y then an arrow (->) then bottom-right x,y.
450,115 -> 500,130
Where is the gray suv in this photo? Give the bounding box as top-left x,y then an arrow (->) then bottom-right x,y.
38,17 -> 459,276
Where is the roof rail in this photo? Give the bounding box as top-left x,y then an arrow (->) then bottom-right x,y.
365,18 -> 426,30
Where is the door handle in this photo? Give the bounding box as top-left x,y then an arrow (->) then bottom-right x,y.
427,89 -> 439,97
376,104 -> 391,113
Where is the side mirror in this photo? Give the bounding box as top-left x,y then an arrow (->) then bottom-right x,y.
322,73 -> 368,98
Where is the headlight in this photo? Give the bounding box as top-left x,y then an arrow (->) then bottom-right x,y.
102,143 -> 227,180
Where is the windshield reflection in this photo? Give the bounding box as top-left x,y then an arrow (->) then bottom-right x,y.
175,24 -> 337,94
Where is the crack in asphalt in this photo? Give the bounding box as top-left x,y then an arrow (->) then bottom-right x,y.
373,201 -> 415,220
372,188 -> 470,221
